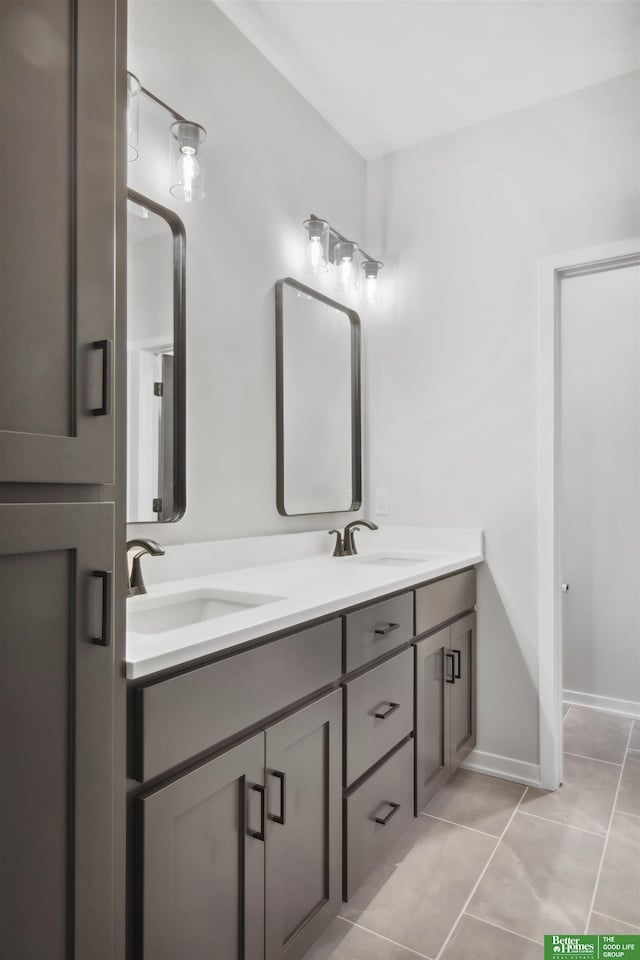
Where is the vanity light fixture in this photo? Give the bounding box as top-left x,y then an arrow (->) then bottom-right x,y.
334,240 -> 360,292
126,70 -> 207,203
302,218 -> 330,274
362,259 -> 384,305
170,121 -> 207,202
303,214 -> 384,303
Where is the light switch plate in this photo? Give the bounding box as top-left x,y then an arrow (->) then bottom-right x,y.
375,488 -> 390,515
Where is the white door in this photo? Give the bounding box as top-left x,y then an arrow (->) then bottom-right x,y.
560,264 -> 640,714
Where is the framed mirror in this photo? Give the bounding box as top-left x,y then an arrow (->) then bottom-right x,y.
276,277 -> 362,516
127,189 -> 186,523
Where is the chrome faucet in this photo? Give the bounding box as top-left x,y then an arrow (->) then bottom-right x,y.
126,538 -> 165,597
329,520 -> 378,557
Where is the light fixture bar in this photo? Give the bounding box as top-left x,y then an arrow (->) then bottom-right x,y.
309,212 -> 381,266
139,84 -> 187,124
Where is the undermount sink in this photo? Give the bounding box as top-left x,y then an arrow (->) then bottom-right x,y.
127,588 -> 284,635
353,552 -> 443,567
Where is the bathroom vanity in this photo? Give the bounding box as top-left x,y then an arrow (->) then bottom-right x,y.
126,529 -> 482,960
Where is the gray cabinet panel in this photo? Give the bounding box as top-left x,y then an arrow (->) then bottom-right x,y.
137,619 -> 342,781
344,648 -> 413,785
0,0 -> 116,483
139,733 -> 265,960
415,569 -> 475,636
344,739 -> 414,900
450,613 -> 477,770
415,626 -> 451,812
265,690 -> 342,960
344,592 -> 414,672
0,503 -> 115,959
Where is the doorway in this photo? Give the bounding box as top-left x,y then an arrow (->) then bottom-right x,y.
538,239 -> 640,791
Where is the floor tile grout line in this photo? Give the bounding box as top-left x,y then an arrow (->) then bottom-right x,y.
589,910 -> 640,932
584,722 -> 635,935
563,705 -> 572,722
614,808 -> 640,821
463,911 -> 544,946
336,916 -> 434,960
516,808 -> 606,839
419,812 -> 499,841
564,751 -> 623,767
433,784 -> 529,960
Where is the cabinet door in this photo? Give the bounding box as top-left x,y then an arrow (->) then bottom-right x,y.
265,689 -> 342,960
0,0 -> 116,483
0,503 -> 115,960
139,733 -> 265,960
450,613 -> 477,770
415,626 -> 451,812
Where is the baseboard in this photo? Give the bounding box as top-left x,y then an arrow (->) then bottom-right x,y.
461,749 -> 541,788
564,689 -> 640,720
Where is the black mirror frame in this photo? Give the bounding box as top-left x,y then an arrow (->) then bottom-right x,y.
127,189 -> 186,524
275,277 -> 362,517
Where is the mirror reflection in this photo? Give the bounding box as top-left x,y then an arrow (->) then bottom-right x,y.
276,278 -> 361,516
127,191 -> 185,523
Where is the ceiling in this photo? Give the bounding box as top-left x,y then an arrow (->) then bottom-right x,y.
216,0 -> 640,159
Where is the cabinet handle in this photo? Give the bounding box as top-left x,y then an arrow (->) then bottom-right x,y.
91,570 -> 112,647
247,783 -> 266,841
445,651 -> 456,683
452,649 -> 462,679
269,770 -> 286,825
374,701 -> 400,720
91,339 -> 112,416
374,622 -> 400,636
373,801 -> 400,826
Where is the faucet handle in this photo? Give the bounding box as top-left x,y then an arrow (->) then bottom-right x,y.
328,530 -> 345,558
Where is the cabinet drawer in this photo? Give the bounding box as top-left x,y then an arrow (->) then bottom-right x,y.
344,648 -> 413,786
344,739 -> 414,900
344,592 -> 413,673
415,569 -> 475,636
135,619 -> 342,782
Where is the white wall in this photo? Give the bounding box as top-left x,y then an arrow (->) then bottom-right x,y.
127,0 -> 366,544
365,72 -> 640,766
561,265 -> 640,708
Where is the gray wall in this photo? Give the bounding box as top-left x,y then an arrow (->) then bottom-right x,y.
561,265 -> 640,708
365,72 -> 640,767
127,0 -> 366,543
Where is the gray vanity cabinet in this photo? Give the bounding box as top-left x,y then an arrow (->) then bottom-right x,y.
139,733 -> 266,960
265,689 -> 342,960
0,502 -> 116,960
450,613 -> 477,770
415,626 -> 451,810
414,573 -> 477,812
0,0 -> 118,485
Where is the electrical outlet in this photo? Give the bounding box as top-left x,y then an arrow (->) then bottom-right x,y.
375,488 -> 390,515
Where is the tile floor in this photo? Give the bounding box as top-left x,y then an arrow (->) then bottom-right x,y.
304,708 -> 640,960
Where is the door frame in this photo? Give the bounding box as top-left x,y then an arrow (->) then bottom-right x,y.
537,236 -> 640,791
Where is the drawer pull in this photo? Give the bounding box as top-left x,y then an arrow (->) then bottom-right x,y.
374,701 -> 400,720
374,622 -> 400,636
452,648 -> 462,679
269,770 -> 286,825
247,783 -> 266,842
445,651 -> 456,683
373,801 -> 400,826
91,339 -> 112,416
91,570 -> 112,647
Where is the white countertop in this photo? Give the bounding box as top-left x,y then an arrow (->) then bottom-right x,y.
126,526 -> 483,679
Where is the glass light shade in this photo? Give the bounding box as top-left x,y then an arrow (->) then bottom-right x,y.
127,72 -> 141,162
334,240 -> 360,291
170,121 -> 207,202
302,218 -> 330,274
362,259 -> 383,305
